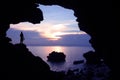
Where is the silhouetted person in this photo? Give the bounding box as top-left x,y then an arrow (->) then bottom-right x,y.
20,32 -> 25,44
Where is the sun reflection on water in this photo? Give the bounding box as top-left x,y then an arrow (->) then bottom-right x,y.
50,46 -> 64,52
27,46 -> 94,71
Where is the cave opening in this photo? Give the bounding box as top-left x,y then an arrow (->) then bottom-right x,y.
0,1 -> 112,79
7,4 -> 94,71
7,4 -> 93,47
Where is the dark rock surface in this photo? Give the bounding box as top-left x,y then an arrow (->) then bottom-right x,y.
47,51 -> 66,62
73,60 -> 84,65
0,0 -> 114,79
83,51 -> 101,64
0,39 -> 65,80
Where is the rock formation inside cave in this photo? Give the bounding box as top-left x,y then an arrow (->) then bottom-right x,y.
0,0 -> 113,79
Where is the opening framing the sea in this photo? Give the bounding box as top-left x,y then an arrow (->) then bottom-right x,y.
27,46 -> 94,71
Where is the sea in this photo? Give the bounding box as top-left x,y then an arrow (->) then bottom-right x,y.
27,46 -> 95,72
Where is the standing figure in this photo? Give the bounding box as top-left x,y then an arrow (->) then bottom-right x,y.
20,32 -> 25,44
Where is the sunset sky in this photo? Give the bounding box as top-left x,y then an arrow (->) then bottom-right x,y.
7,4 -> 91,46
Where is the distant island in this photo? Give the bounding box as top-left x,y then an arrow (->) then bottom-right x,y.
47,51 -> 66,62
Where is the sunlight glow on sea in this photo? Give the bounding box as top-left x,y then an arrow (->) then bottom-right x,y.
27,46 -> 94,71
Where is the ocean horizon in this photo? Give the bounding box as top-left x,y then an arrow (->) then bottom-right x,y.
27,45 -> 94,71
26,44 -> 92,47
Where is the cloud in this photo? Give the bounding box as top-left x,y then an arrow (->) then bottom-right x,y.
7,28 -> 91,46
10,22 -> 36,31
10,21 -> 83,40
54,34 -> 91,46
9,4 -> 80,41
7,4 -> 91,46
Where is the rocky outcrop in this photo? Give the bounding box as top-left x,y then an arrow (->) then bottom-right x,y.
47,51 -> 66,62
0,1 -> 43,38
0,39 -> 64,80
0,0 -> 113,79
83,51 -> 101,64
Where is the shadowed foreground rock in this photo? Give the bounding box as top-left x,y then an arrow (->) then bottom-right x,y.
0,0 -> 113,79
83,51 -> 101,64
0,39 -> 65,80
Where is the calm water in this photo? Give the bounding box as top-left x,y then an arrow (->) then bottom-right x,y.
27,46 -> 94,71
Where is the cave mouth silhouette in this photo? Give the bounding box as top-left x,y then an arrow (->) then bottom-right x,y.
7,4 -> 93,48
0,1 -> 113,80
6,5 -> 95,71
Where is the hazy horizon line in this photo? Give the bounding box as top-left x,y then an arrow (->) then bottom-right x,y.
26,44 -> 92,47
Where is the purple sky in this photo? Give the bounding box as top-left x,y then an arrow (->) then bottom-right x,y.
7,4 -> 92,46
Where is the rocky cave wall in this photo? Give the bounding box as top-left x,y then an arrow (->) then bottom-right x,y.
0,0 -> 113,68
